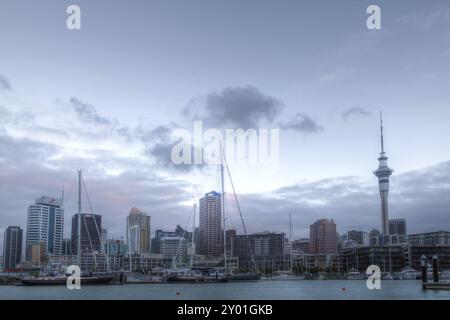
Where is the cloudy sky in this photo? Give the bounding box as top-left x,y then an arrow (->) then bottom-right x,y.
1,0 -> 450,253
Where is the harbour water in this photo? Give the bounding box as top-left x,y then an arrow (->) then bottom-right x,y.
1,280 -> 450,300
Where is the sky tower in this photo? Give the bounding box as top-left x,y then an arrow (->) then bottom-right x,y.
374,112 -> 393,235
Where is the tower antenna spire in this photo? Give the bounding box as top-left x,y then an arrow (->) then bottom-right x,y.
380,111 -> 384,154
374,111 -> 393,235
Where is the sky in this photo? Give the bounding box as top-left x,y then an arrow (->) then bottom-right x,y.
1,0 -> 450,253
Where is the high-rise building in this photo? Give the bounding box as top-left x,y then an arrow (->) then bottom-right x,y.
26,196 -> 64,261
3,226 -> 23,269
199,191 -> 222,257
347,230 -> 369,246
71,213 -> 102,255
389,218 -> 406,236
309,219 -> 338,254
126,207 -> 151,254
373,113 -> 394,235
62,238 -> 72,255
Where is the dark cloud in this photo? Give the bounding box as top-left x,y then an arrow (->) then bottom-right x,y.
0,74 -> 12,92
183,86 -> 284,129
70,97 -> 116,126
0,134 -> 60,168
279,113 -> 323,134
342,107 -> 372,119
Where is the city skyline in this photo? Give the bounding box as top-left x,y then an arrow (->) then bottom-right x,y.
2,0 -> 450,252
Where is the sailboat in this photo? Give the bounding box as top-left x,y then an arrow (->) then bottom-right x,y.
22,170 -> 113,286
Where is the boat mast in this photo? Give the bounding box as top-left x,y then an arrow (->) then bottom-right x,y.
289,214 -> 293,273
190,203 -> 197,269
220,142 -> 227,273
77,170 -> 82,267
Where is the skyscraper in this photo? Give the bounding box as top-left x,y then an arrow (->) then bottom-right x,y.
309,219 -> 338,254
25,196 -> 64,261
347,230 -> 369,246
389,218 -> 406,236
71,213 -> 102,254
126,207 -> 151,254
199,191 -> 222,257
3,226 -> 23,269
62,238 -> 72,255
374,113 -> 393,235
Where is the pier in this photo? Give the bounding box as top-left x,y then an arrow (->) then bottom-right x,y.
421,255 -> 450,290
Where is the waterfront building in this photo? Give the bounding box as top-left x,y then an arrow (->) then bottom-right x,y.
25,196 -> 64,261
408,245 -> 450,271
2,226 -> 23,269
340,246 -> 405,273
309,219 -> 338,255
159,236 -> 186,258
373,113 -> 394,235
47,254 -> 78,272
407,231 -> 450,247
125,253 -> 173,272
199,191 -> 222,257
126,207 -> 151,254
383,233 -> 406,245
233,231 -> 285,271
